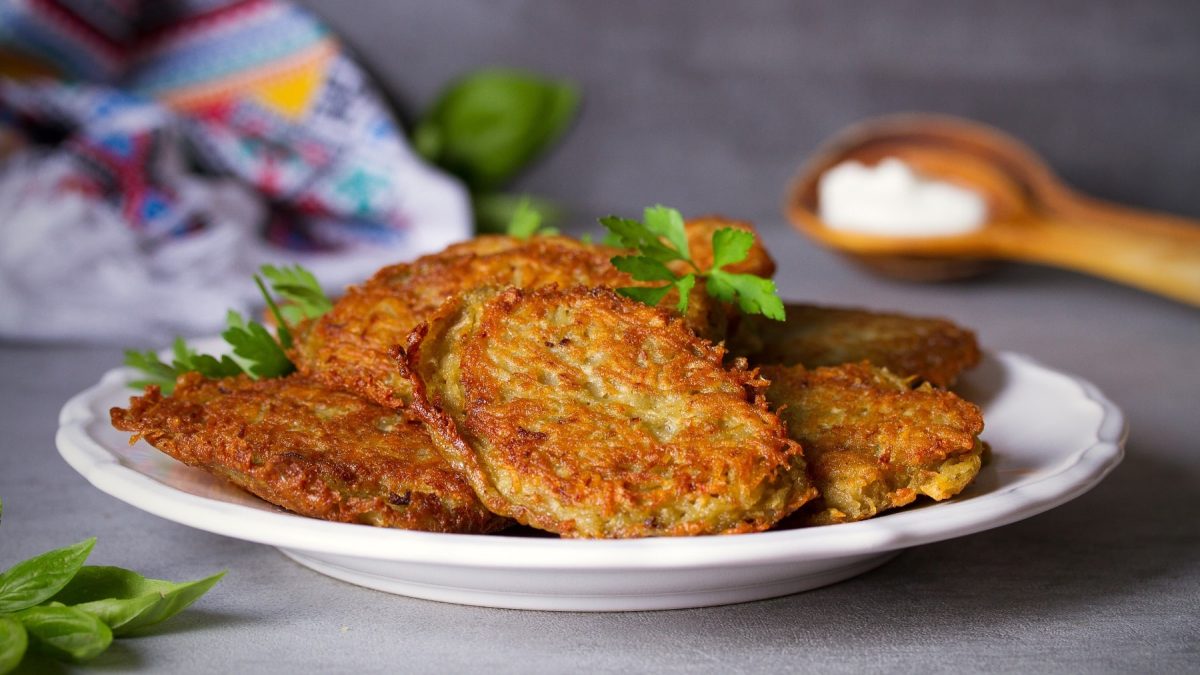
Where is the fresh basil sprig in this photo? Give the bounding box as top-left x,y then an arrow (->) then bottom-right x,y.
0,538 -> 94,614
413,68 -> 579,192
413,68 -> 581,234
600,206 -> 786,320
50,566 -> 225,637
16,604 -> 111,664
0,616 -> 25,674
0,527 -> 222,672
123,264 -> 334,393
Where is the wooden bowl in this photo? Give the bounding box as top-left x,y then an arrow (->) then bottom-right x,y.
785,114 -> 1200,306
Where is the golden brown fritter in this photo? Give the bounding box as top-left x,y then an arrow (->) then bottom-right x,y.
439,233 -> 529,257
404,286 -> 816,538
731,303 -> 981,387
110,373 -> 510,533
763,362 -> 984,525
291,235 -> 726,408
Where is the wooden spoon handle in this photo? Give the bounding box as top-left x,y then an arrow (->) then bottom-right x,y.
993,200 -> 1200,306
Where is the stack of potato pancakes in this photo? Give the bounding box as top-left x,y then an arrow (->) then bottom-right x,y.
112,218 -> 984,538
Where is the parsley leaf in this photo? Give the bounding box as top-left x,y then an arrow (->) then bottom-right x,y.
598,216 -> 685,263
612,255 -> 698,313
599,207 -> 784,320
221,312 -> 294,379
711,227 -> 755,270
673,273 -> 697,313
123,350 -> 178,393
252,276 -> 292,349
169,337 -> 242,381
122,339 -> 242,394
260,265 -> 333,325
642,205 -> 690,262
707,270 -> 786,320
506,197 -> 559,239
124,264 -> 331,390
616,285 -> 674,307
610,256 -> 678,282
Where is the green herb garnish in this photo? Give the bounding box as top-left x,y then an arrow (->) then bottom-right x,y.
259,264 -> 333,325
221,310 -> 294,379
506,197 -> 560,239
50,566 -> 224,637
14,604 -> 110,664
412,68 -> 580,234
123,338 -> 241,395
600,205 -> 786,320
413,68 -> 579,193
123,264 -> 334,393
0,523 -> 222,672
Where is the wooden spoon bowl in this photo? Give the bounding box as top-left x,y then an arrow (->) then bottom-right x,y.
786,114 -> 1200,306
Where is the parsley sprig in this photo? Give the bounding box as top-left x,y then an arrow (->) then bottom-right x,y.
505,197 -> 560,239
260,264 -> 334,325
123,265 -> 333,394
600,205 -> 785,320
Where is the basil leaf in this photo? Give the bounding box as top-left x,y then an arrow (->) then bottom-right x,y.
17,604 -> 111,663
414,68 -> 580,191
51,567 -> 224,636
0,615 -> 26,675
0,538 -> 94,613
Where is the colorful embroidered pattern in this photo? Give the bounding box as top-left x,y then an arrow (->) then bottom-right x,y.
0,0 -> 440,251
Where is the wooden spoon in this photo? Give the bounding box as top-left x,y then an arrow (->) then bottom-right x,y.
785,114 -> 1200,306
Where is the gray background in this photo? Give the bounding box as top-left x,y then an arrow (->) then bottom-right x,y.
313,0 -> 1200,229
2,1 -> 1199,672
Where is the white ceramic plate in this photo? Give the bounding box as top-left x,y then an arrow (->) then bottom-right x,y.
57,347 -> 1125,611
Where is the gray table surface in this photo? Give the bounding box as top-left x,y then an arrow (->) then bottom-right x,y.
2,230 -> 1198,672
3,1 -> 1200,672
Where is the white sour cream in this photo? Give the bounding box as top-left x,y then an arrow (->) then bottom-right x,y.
818,158 -> 987,237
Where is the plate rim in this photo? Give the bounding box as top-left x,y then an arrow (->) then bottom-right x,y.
57,350 -> 1126,570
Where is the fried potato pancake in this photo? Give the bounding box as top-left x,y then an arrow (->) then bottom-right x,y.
110,373 -> 510,533
762,362 -> 984,525
404,286 -> 816,538
731,303 -> 981,387
290,235 -> 730,409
